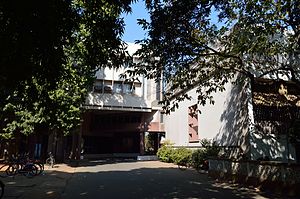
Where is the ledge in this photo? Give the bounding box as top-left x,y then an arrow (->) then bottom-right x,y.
137,155 -> 158,161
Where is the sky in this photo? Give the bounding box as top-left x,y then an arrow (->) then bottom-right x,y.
121,1 -> 222,43
122,0 -> 149,43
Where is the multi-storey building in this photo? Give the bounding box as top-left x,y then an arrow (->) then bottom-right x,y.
75,43 -> 165,159
164,74 -> 300,163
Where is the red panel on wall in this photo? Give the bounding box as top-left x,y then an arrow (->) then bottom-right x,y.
188,104 -> 199,142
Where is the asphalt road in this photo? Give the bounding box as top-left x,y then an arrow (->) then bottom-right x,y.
61,160 -> 273,199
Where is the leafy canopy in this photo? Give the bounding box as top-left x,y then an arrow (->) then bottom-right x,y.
128,0 -> 300,113
0,0 -> 134,138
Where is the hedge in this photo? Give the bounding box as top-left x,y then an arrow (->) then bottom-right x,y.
157,144 -> 220,170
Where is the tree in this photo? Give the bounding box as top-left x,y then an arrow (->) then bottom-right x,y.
128,0 -> 300,113
0,0 -> 134,138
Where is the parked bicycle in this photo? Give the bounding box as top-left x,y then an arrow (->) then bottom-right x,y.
32,159 -> 44,175
16,153 -> 44,175
23,153 -> 44,175
14,162 -> 38,178
45,152 -> 55,168
0,153 -> 42,178
0,161 -> 15,177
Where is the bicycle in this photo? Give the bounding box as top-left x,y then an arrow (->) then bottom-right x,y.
32,159 -> 44,175
0,161 -> 16,177
20,153 -> 44,175
45,152 -> 55,168
0,154 -> 39,178
15,162 -> 38,178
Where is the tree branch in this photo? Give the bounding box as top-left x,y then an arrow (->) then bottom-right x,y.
205,45 -> 244,66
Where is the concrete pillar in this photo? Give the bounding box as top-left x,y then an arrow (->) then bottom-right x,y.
70,130 -> 78,160
55,134 -> 64,162
47,132 -> 54,154
140,132 -> 145,155
77,120 -> 83,160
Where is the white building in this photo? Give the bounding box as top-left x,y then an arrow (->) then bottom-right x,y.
164,74 -> 299,163
77,43 -> 165,158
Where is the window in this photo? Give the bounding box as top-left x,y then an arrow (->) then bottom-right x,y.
113,83 -> 123,94
93,79 -> 138,95
188,104 -> 199,143
160,112 -> 164,123
93,81 -> 103,93
103,85 -> 113,93
123,83 -> 135,94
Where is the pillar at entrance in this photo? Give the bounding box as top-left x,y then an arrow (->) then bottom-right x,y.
140,132 -> 145,155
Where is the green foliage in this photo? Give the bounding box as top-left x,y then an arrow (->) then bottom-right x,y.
200,138 -> 221,157
170,148 -> 192,166
191,149 -> 207,170
190,141 -> 221,169
145,133 -> 157,155
0,0 -> 135,138
157,139 -> 221,169
199,138 -> 212,147
205,145 -> 221,158
157,145 -> 174,163
129,0 -> 300,113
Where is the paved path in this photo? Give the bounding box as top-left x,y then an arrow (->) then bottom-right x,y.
2,164 -> 75,199
62,160 -> 272,199
1,160 -> 293,199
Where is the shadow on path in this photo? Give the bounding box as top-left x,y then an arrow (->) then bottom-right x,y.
65,158 -> 138,168
62,162 -> 284,199
1,160 -> 297,199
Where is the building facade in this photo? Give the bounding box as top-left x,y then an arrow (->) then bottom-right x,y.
75,43 -> 165,159
164,74 -> 299,163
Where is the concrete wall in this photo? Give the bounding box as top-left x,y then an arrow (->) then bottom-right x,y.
249,131 -> 296,162
164,76 -> 251,154
209,158 -> 300,196
95,67 -> 145,98
164,75 -> 297,162
85,92 -> 151,109
163,88 -> 197,146
87,43 -> 159,110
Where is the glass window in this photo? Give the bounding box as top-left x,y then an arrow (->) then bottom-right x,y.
123,83 -> 133,94
103,85 -> 112,93
93,81 -> 103,93
113,83 -> 123,94
160,112 -> 164,123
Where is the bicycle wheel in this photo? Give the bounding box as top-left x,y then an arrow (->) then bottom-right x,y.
34,162 -> 44,175
5,164 -> 18,177
23,164 -> 38,178
30,165 -> 38,176
0,164 -> 11,177
0,180 -> 4,199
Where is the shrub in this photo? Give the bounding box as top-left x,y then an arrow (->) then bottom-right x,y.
191,140 -> 221,170
200,138 -> 221,158
191,149 -> 207,169
205,145 -> 221,157
157,146 -> 192,166
156,138 -> 221,170
171,148 -> 192,166
157,145 -> 174,163
145,133 -> 156,155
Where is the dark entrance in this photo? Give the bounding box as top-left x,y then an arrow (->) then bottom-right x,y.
83,132 -> 140,154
